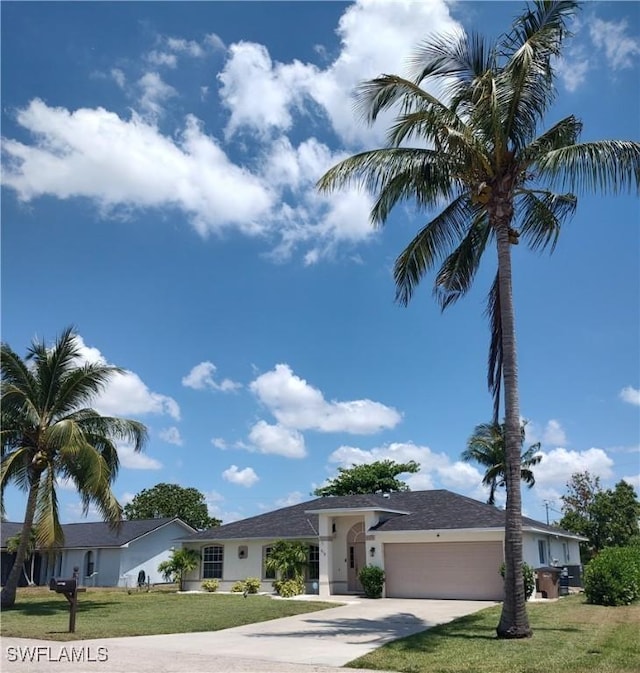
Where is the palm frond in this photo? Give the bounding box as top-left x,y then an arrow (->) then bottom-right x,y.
535,140 -> 640,194
521,115 -> 583,163
409,29 -> 496,102
52,363 -> 124,419
432,210 -> 491,310
34,467 -> 64,549
393,195 -> 477,306
317,148 -> 460,225
516,190 -> 577,252
499,2 -> 579,148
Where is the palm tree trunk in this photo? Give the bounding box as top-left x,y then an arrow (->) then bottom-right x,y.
1,477 -> 40,608
492,189 -> 532,639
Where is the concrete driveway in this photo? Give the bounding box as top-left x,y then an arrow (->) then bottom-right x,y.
1,596 -> 496,673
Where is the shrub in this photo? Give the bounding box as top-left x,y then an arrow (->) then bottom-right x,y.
358,565 -> 385,599
243,577 -> 261,594
584,546 -> 640,606
499,562 -> 535,599
201,579 -> 219,593
273,577 -> 305,597
230,577 -> 262,594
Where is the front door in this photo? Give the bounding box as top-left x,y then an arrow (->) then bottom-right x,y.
347,522 -> 366,592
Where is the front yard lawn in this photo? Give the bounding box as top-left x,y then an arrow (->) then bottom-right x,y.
1,586 -> 338,641
348,595 -> 640,673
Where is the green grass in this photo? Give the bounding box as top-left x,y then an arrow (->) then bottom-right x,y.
348,595 -> 640,673
0,586 -> 338,642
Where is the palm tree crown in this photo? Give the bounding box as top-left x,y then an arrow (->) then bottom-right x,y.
1,326 -> 147,607
463,422 -> 541,505
318,0 -> 639,638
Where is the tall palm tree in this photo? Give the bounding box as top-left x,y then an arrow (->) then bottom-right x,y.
463,422 -> 541,505
318,1 -> 639,638
1,327 -> 147,607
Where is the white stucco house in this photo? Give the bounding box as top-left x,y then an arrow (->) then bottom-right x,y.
179,490 -> 584,600
1,517 -> 195,588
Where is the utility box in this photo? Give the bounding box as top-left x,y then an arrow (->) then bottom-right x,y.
536,566 -> 561,599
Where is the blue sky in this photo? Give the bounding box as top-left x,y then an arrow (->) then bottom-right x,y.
2,0 -> 638,527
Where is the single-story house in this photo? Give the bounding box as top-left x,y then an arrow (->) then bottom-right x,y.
179,490 -> 584,600
1,517 -> 195,588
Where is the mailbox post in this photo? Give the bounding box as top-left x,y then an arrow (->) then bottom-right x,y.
49,566 -> 86,633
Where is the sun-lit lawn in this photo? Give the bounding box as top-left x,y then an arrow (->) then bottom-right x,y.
348,595 -> 640,673
0,586 -> 338,642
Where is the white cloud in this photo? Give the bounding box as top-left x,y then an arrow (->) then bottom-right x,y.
327,441 -> 486,500
211,437 -> 228,450
589,18 -> 640,70
622,474 -> 640,492
222,464 -> 259,487
555,52 -> 590,92
137,72 -> 177,117
158,426 -> 183,446
182,361 -> 242,392
120,491 -> 136,506
250,363 -> 401,434
218,0 -> 458,146
275,491 -> 304,508
71,335 -> 180,420
111,68 -> 126,89
146,50 -> 178,68
620,385 -> 640,406
533,448 -> 614,497
248,420 -> 307,458
2,100 -> 274,238
203,489 -> 243,524
542,419 -> 568,447
117,444 -> 163,470
0,1 -> 461,264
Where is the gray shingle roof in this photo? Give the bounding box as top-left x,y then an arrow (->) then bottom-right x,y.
1,517 -> 193,549
181,490 -> 577,541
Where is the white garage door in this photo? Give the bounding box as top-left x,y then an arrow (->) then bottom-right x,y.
384,542 -> 504,600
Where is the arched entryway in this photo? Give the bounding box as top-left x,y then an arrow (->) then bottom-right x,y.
347,522 -> 365,592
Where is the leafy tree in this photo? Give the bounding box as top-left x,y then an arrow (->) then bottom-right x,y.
157,548 -> 200,591
462,421 -> 541,505
265,540 -> 309,581
5,528 -> 38,586
559,471 -> 602,560
124,483 -> 221,530
317,1 -> 639,638
314,460 -> 419,496
0,327 -> 147,608
559,474 -> 640,560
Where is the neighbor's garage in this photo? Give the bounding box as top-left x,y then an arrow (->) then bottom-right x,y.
384,541 -> 504,600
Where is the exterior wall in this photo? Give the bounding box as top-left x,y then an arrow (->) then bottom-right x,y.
119,521 -> 189,587
523,532 -> 581,569
181,538 -> 317,592
330,515 -> 363,595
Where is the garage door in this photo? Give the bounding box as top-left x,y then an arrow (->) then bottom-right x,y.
384,542 -> 504,600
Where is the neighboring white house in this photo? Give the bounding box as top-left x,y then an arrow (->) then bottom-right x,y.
178,490 -> 584,600
1,518 -> 195,588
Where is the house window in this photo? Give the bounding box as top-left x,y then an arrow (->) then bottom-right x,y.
85,551 -> 94,576
537,540 -> 546,565
263,546 -> 276,580
308,545 -> 319,581
562,542 -> 570,563
202,546 -> 224,579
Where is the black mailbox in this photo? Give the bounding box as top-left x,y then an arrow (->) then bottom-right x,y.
49,578 -> 77,594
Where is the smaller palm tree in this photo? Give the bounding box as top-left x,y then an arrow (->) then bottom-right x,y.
6,528 -> 38,586
158,548 -> 200,591
264,540 -> 309,581
463,422 -> 541,505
